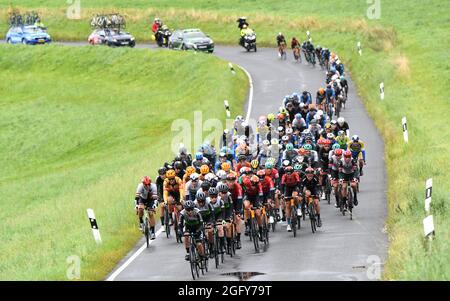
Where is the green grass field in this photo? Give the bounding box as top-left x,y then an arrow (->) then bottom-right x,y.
1,0 -> 449,280
0,44 -> 247,280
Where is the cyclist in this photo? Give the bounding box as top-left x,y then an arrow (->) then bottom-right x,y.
215,152 -> 232,173
329,148 -> 343,207
192,152 -> 210,172
235,154 -> 251,176
208,187 -> 226,254
301,91 -> 313,105
185,173 -> 202,201
336,130 -> 350,150
347,135 -> 366,176
339,151 -> 359,206
217,183 -> 236,251
183,166 -> 196,184
173,161 -> 185,180
226,173 -> 243,248
300,168 -> 322,227
280,165 -> 301,232
242,175 -> 264,240
179,200 -> 205,261
194,191 -> 216,258
178,144 -> 193,166
163,169 -> 184,228
199,164 -> 210,181
318,139 -> 332,200
291,37 -> 301,60
337,117 -> 350,137
135,176 -> 158,238
276,32 -> 287,47
156,167 -> 166,227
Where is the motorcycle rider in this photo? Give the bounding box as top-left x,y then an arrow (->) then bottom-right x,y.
152,17 -> 162,43
237,17 -> 249,29
240,24 -> 254,47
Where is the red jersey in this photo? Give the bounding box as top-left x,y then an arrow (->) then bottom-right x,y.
260,176 -> 275,194
234,161 -> 251,175
152,23 -> 159,33
281,172 -> 300,187
265,168 -> 279,182
227,181 -> 243,200
242,177 -> 263,197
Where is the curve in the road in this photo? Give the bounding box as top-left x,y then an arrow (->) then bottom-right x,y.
102,44 -> 388,281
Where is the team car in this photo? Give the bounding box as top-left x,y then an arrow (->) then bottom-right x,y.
88,28 -> 135,47
168,29 -> 214,53
6,25 -> 51,45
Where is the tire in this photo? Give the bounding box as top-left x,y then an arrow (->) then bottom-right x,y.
348,188 -> 353,220
164,209 -> 170,238
22,39 -> 27,45
129,41 -> 135,48
144,218 -> 150,248
189,243 -> 197,280
291,208 -> 297,237
309,203 -> 316,234
7,38 -> 12,44
214,233 -> 219,268
181,44 -> 187,51
251,218 -> 259,252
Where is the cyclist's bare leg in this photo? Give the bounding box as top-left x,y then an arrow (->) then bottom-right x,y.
206,224 -> 214,244
196,241 -> 205,257
255,208 -> 262,227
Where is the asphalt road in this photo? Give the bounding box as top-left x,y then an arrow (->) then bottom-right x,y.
3,40 -> 388,280
103,44 -> 387,281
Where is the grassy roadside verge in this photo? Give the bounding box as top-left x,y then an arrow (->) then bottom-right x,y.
0,44 -> 247,280
1,0 -> 449,279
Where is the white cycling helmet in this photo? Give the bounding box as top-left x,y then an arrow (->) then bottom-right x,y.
190,173 -> 200,181
271,138 -> 279,145
286,127 -> 293,134
262,139 -> 270,146
352,135 -> 360,142
337,117 -> 345,125
205,173 -> 216,182
216,170 -> 227,180
327,133 -> 335,139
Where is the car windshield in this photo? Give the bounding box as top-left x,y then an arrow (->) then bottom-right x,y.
108,30 -> 128,35
184,32 -> 206,39
23,27 -> 45,34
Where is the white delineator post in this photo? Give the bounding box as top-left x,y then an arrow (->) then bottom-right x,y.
402,117 -> 408,143
425,178 -> 432,213
357,41 -> 362,56
423,215 -> 435,240
379,82 -> 384,100
228,62 -> 236,75
87,208 -> 102,244
224,100 -> 231,118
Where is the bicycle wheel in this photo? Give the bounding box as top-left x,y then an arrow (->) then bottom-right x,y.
214,232 -> 220,268
348,188 -> 353,220
189,242 -> 197,280
164,208 -> 170,238
326,177 -> 332,205
309,203 -> 316,233
262,217 -> 269,244
144,218 -> 150,248
291,207 -> 297,237
251,218 -> 259,253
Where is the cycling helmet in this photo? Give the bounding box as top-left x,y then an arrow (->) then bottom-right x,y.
286,143 -> 294,151
325,123 -> 331,129
262,139 -> 270,146
256,169 -> 266,178
158,167 -> 166,175
295,113 -> 302,120
319,88 -> 325,94
337,117 -> 345,125
352,135 -> 360,142
190,173 -> 200,181
221,162 -> 231,172
185,166 -> 195,175
282,159 -> 290,167
201,181 -> 210,190
330,119 -> 337,125
310,119 -> 317,125
265,161 -> 274,169
200,165 -> 210,175
238,154 -> 247,161
303,144 -> 313,151
317,138 -> 325,145
344,150 -> 352,158
216,169 -> 227,180
250,175 -> 259,184
208,187 -> 218,196
217,183 -> 229,193
196,191 -> 207,201
324,139 -> 332,145
332,143 -> 341,150
251,159 -> 259,169
293,164 -> 302,171
226,173 -> 237,181
166,169 -> 176,179
298,148 -> 306,155
327,133 -> 335,140
267,113 -> 275,121
184,200 -> 195,210
305,167 -> 314,174
195,152 -> 203,160
142,176 -> 151,185
335,149 -> 343,156
243,166 -> 252,174
205,173 -> 216,182
282,135 -> 289,142
338,130 -> 345,136
174,161 -> 183,169
286,127 -> 293,135
285,166 -> 294,173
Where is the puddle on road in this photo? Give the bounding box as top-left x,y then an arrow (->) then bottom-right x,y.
221,272 -> 266,281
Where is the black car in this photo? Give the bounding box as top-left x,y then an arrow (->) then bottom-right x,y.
88,28 -> 135,47
168,29 -> 214,53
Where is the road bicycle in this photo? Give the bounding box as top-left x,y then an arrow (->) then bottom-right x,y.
278,43 -> 287,60
186,229 -> 207,280
247,206 -> 260,253
306,196 -> 318,233
163,202 -> 171,238
293,46 -> 302,62
260,205 -> 270,244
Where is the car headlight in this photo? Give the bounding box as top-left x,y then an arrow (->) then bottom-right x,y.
112,39 -> 117,42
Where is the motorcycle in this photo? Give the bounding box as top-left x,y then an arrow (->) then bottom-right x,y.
156,28 -> 171,47
241,33 -> 257,52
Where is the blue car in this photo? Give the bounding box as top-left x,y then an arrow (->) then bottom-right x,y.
6,25 -> 51,45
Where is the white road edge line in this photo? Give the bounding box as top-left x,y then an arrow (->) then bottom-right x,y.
237,64 -> 254,123
106,63 -> 254,281
106,226 -> 164,281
